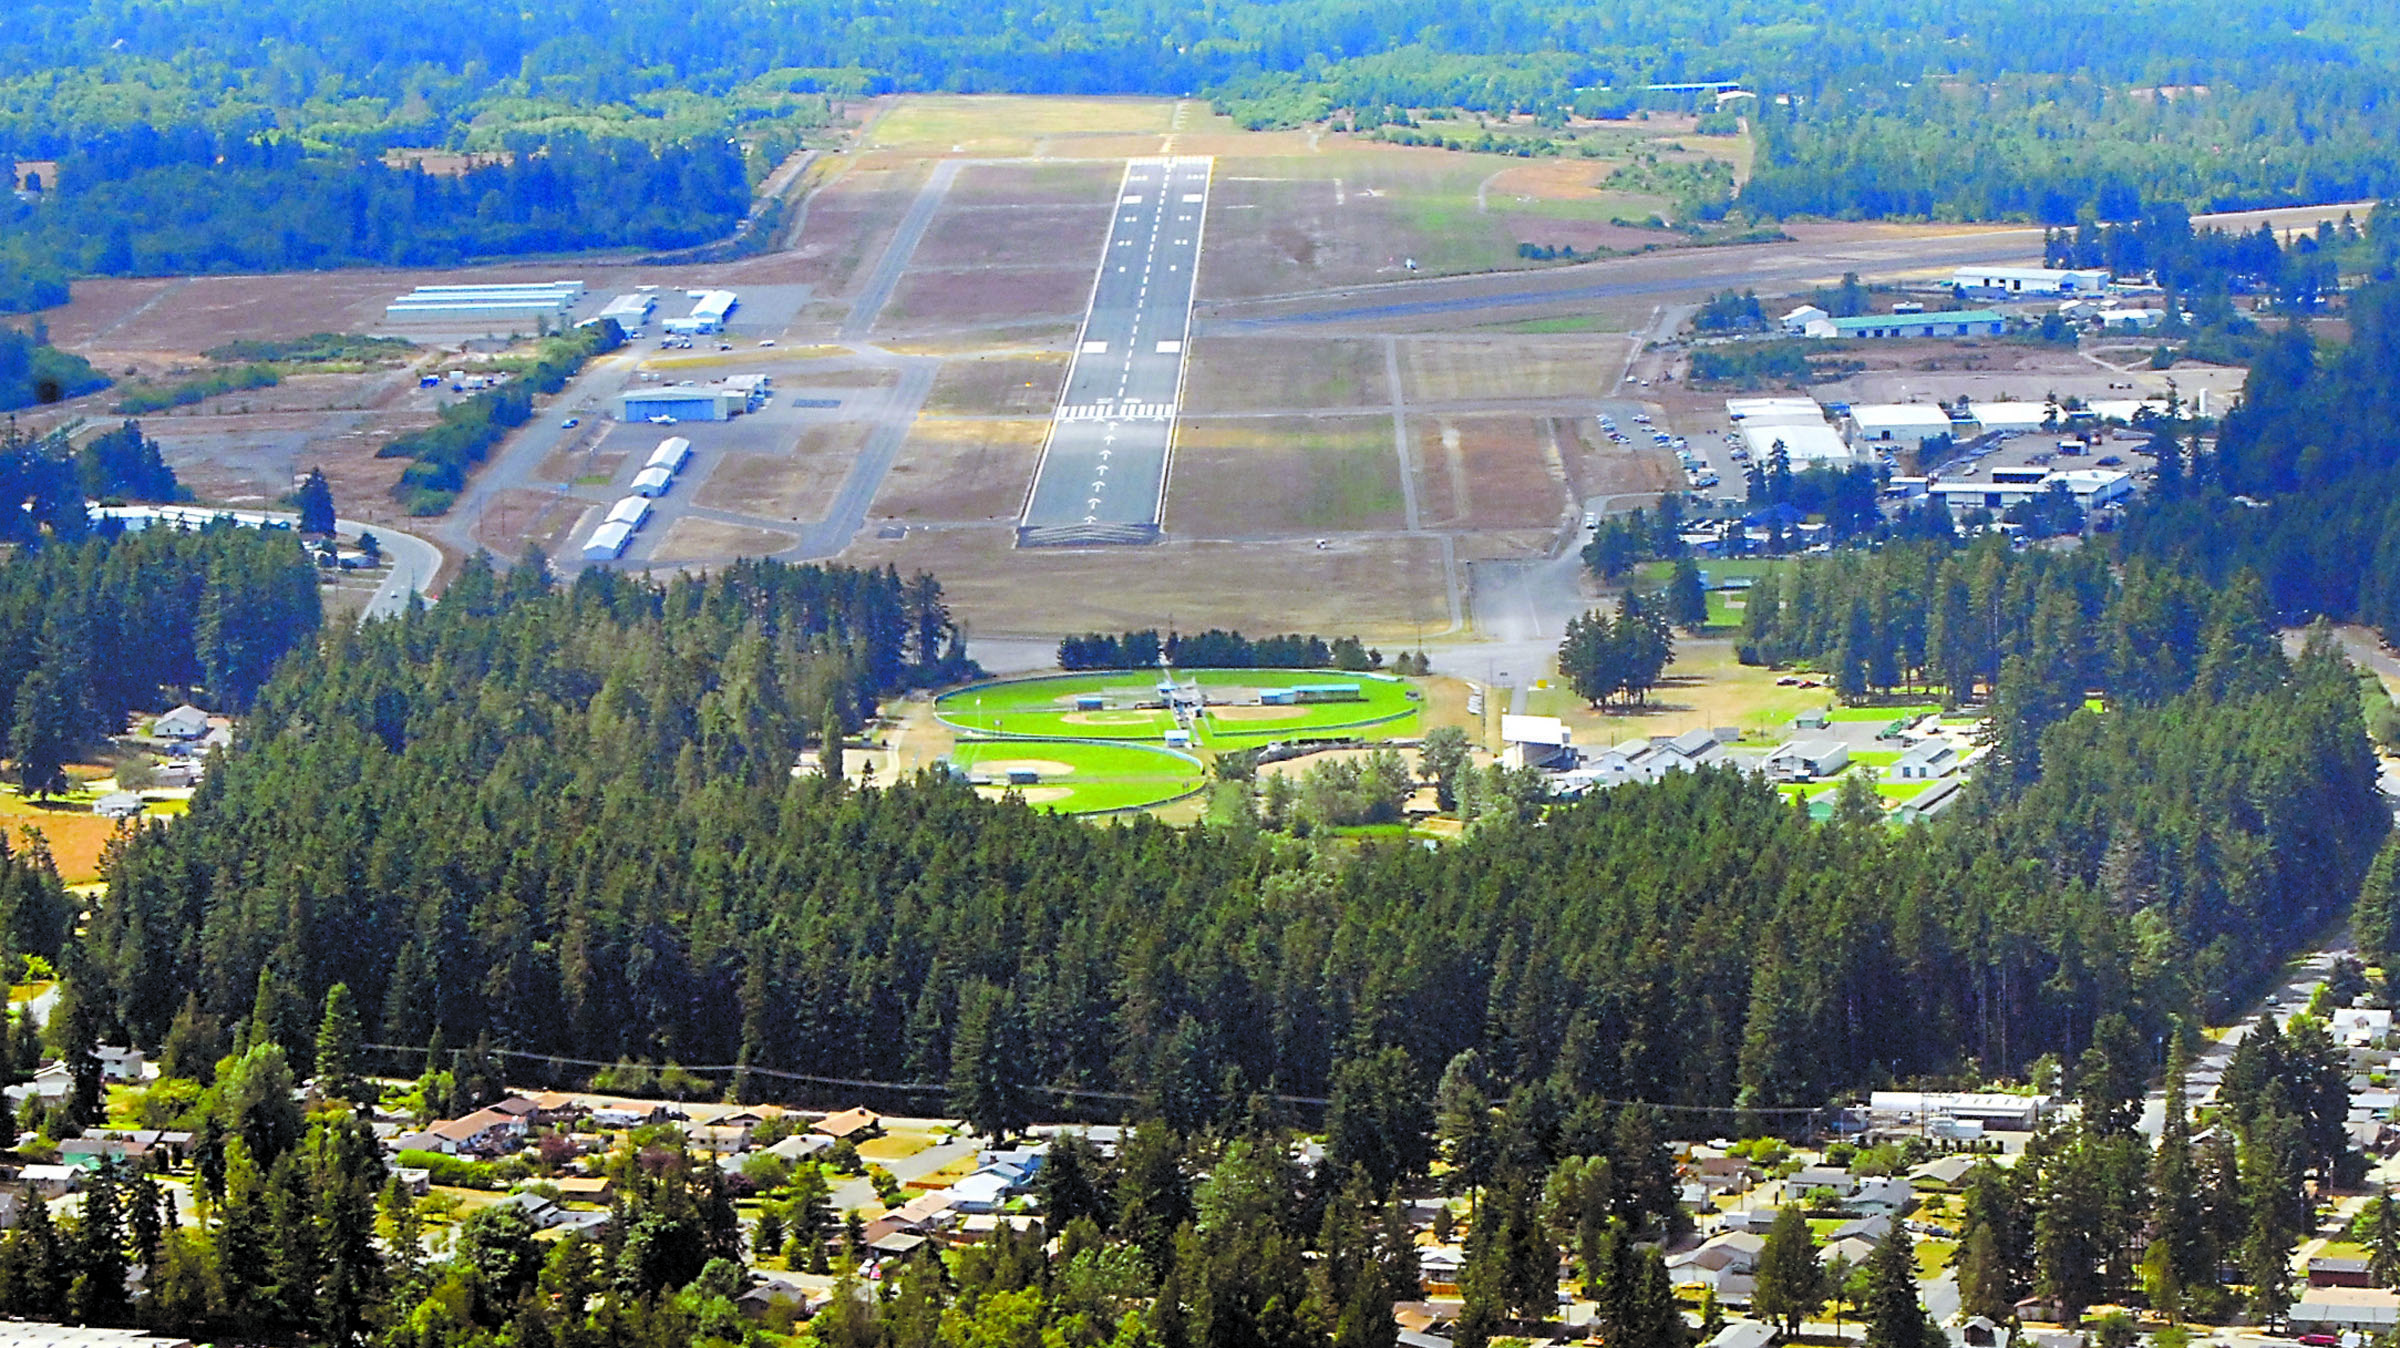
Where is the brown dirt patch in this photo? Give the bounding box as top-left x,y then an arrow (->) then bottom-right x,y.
912,205 -> 1112,268
879,266 -> 1094,330
924,356 -> 1068,416
1485,160 -> 1611,201
968,758 -> 1076,776
695,424 -> 873,522
1060,711 -> 1159,727
1557,418 -> 1681,502
1179,338 -> 1389,413
873,418 -> 1046,522
975,785 -> 1074,803
472,488 -> 588,560
1208,705 -> 1307,722
1406,415 -> 1570,531
1496,214 -> 1682,254
836,526 -> 1453,641
1166,416 -> 1405,536
638,517 -> 799,566
786,160 -> 933,301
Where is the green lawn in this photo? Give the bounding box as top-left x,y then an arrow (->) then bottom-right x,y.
936,670 -> 1419,746
947,739 -> 1205,815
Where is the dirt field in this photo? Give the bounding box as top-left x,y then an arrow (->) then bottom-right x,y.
473,488 -> 590,559
950,161 -> 1127,206
873,418 -> 1047,521
1166,416 -> 1405,536
695,423 -> 873,521
879,265 -> 1094,331
837,526 -> 1453,639
1401,338 -> 1618,403
924,354 -> 1068,416
1406,416 -> 1570,531
860,95 -> 1182,158
640,517 -> 799,566
1179,338 -> 1390,413
912,204 -> 1114,269
781,159 -> 933,303
1557,418 -> 1683,502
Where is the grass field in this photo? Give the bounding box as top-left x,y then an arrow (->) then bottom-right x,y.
936,669 -> 1421,746
1167,416 -> 1406,536
947,738 -> 1206,814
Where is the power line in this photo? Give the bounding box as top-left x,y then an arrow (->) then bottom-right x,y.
360,1042 -> 1829,1117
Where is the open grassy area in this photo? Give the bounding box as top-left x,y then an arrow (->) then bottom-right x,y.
948,739 -> 1207,814
936,669 -> 1421,745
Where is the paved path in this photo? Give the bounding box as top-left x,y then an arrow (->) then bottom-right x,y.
841,160 -> 961,342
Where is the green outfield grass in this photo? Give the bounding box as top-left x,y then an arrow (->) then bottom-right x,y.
935,669 -> 1420,746
947,739 -> 1205,814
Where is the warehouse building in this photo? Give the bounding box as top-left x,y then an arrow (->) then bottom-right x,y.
619,386 -> 742,423
662,289 -> 740,335
1807,310 -> 2007,340
582,520 -> 634,562
646,437 -> 692,472
1740,421 -> 1855,469
1846,404 -> 1958,452
1951,266 -> 2111,296
599,293 -> 656,326
605,497 -> 651,532
1929,469 -> 2134,513
630,466 -> 674,498
381,281 -> 586,332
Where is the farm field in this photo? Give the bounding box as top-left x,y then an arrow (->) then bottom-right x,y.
935,668 -> 1421,746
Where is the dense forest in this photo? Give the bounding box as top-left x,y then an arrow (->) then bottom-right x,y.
2119,280 -> 2400,630
0,321 -> 106,410
0,132 -> 751,310
51,537 -> 2373,1136
0,0 -> 2392,304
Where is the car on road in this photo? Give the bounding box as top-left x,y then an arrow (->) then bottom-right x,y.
1582,511 -> 1599,528
560,417 -> 579,428
760,340 -> 777,348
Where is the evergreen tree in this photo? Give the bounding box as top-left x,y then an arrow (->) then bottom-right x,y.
946,981 -> 1029,1141
1753,1205 -> 1827,1336
314,982 -> 365,1104
294,469 -> 336,535
1665,557 -> 1709,631
1862,1220 -> 1929,1348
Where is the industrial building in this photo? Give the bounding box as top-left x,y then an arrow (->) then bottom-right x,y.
599,293 -> 656,326
1964,401 -> 2055,434
605,497 -> 651,532
582,520 -> 634,562
619,385 -> 742,423
646,437 -> 692,472
1846,404 -> 1957,451
1805,309 -> 2007,340
630,466 -> 674,498
662,289 -> 739,335
382,280 -> 585,332
1740,421 -> 1854,468
1866,1090 -> 2052,1130
1951,266 -> 2111,296
1929,469 -> 2134,513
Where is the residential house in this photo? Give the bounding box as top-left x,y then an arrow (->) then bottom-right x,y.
1764,741 -> 1849,782
554,1175 -> 614,1204
492,1191 -> 562,1228
2311,1255 -> 2375,1288
1828,1214 -> 1892,1243
152,705 -> 211,740
3,1062 -> 72,1109
1785,1165 -> 1858,1199
1500,715 -> 1575,771
1691,1155 -> 1758,1193
814,1107 -> 882,1141
1823,1236 -> 1878,1269
1703,1324 -> 1776,1348
94,1047 -> 147,1083
1848,1177 -> 1915,1215
1887,743 -> 1959,783
2334,1008 -> 2394,1047
765,1133 -> 834,1163
17,1165 -> 80,1198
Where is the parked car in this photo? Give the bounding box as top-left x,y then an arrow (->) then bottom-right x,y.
560,417 -> 579,428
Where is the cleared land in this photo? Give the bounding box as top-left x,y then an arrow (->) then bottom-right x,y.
873,418 -> 1048,521
1407,416 -> 1570,531
912,204 -> 1114,269
695,422 -> 875,521
879,265 -> 1093,331
638,517 -> 799,565
860,96 -> 1181,158
950,161 -> 1127,206
1178,338 -> 1389,413
838,528 -> 1454,639
1400,338 -> 1615,403
923,354 -> 1068,416
1166,416 -> 1406,536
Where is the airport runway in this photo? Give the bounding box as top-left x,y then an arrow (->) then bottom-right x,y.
1018,156 -> 1212,545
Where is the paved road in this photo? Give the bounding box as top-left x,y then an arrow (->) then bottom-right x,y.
345,516 -> 443,620
785,356 -> 939,559
1020,156 -> 1212,543
425,352 -> 635,559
